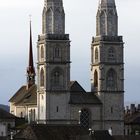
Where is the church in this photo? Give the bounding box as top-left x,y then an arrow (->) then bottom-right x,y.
9,0 -> 124,135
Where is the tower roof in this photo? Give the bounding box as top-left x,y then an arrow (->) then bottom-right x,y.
26,20 -> 35,89
99,0 -> 116,7
27,21 -> 35,74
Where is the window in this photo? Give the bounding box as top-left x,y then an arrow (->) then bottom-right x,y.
40,69 -> 44,87
106,69 -> 117,89
80,109 -> 90,128
111,107 -> 113,114
21,112 -> 23,118
94,70 -> 98,89
51,67 -> 63,88
41,46 -> 44,58
95,48 -> 98,62
54,71 -> 60,85
42,95 -> 44,100
56,106 -> 59,112
54,47 -> 61,58
108,48 -> 116,61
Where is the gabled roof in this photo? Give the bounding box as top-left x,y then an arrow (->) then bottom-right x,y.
69,81 -> 102,105
9,84 -> 37,106
0,108 -> 16,119
9,86 -> 27,102
70,81 -> 86,93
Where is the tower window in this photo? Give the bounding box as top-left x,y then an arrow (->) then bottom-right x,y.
51,67 -> 63,88
94,70 -> 98,89
95,48 -> 98,62
40,69 -> 45,87
56,106 -> 59,112
54,71 -> 60,85
54,47 -> 61,58
111,107 -> 113,114
41,46 -> 44,58
106,69 -> 117,89
80,109 -> 90,129
21,112 -> 23,118
108,48 -> 116,61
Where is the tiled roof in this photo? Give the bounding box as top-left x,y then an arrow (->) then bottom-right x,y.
9,84 -> 37,106
92,130 -> 113,140
69,93 -> 102,105
0,108 -> 16,119
9,86 -> 27,102
113,136 -> 140,140
125,112 -> 140,124
0,137 -> 7,140
14,124 -> 89,140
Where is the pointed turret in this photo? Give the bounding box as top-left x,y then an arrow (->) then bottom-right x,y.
96,0 -> 118,36
42,0 -> 65,34
27,21 -> 35,89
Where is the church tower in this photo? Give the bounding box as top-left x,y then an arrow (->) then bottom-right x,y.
37,0 -> 70,124
27,21 -> 35,89
91,0 -> 124,135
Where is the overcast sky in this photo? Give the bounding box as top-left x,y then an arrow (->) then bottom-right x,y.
0,0 -> 140,105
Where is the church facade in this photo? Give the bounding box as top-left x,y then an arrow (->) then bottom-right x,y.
10,0 -> 124,135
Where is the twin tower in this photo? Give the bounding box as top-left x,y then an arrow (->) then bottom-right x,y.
37,0 -> 124,135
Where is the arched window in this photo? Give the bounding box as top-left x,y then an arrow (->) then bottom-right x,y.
40,69 -> 44,87
41,46 -> 44,58
54,47 -> 61,58
51,67 -> 63,88
94,70 -> 98,89
80,109 -> 90,128
106,69 -> 117,89
95,48 -> 98,62
108,48 -> 116,61
54,71 -> 60,85
20,112 -> 23,118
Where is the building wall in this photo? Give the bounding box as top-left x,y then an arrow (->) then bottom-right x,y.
0,120 -> 15,136
70,104 -> 102,130
0,124 -> 6,136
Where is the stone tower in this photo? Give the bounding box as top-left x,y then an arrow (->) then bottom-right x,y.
37,0 -> 70,124
27,21 -> 35,89
91,0 -> 124,135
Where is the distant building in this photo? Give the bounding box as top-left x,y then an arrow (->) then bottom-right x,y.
125,104 -> 140,135
9,0 -> 124,135
0,108 -> 16,137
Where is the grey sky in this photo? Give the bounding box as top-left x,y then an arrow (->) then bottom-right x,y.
0,0 -> 140,105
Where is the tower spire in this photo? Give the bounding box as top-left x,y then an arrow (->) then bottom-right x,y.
27,19 -> 35,89
96,0 -> 118,36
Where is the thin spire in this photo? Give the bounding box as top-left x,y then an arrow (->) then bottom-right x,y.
27,18 -> 35,89
29,19 -> 34,70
